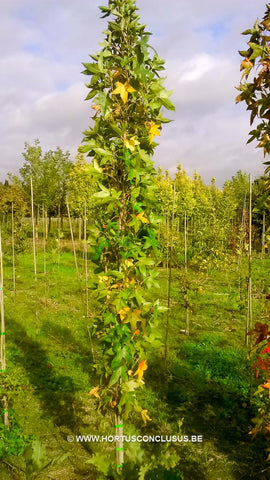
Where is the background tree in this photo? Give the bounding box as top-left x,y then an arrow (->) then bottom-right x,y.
67,153 -> 96,220
19,140 -> 72,232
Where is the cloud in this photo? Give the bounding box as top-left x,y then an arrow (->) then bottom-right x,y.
0,0 -> 268,185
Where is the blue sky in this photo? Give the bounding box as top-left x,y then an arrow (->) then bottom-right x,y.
0,0 -> 268,186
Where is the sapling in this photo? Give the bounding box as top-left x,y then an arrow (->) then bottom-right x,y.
30,178 -> 37,282
0,226 -> 8,427
80,0 -> 174,469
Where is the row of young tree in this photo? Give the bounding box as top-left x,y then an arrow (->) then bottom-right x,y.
1,140 -> 269,265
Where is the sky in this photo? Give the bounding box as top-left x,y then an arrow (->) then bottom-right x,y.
0,0 -> 269,186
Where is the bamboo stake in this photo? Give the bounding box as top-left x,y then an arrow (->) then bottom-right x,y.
84,203 -> 95,363
185,309 -> 190,337
262,210 -> 266,262
84,205 -> 89,318
0,227 -> 5,372
164,181 -> 176,368
184,212 -> 187,273
30,178 -> 37,281
166,215 -> 169,271
115,414 -> 124,471
246,174 -> 252,346
66,197 -> 79,277
79,217 -> 82,242
42,204 -> 47,307
238,192 -> 247,266
11,202 -> 16,294
0,227 -> 8,426
43,205 -> 46,277
57,204 -> 61,271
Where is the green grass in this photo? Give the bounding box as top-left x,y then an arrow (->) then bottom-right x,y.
1,244 -> 270,479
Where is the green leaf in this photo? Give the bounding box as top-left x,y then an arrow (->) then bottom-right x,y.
160,97 -> 175,111
82,62 -> 101,74
94,147 -> 113,157
109,366 -> 126,386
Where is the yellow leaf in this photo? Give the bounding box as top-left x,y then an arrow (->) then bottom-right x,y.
136,211 -> 149,223
123,309 -> 142,331
147,121 -> 161,144
88,386 -> 100,399
235,94 -> 242,104
99,275 -> 109,283
118,306 -> 130,321
92,104 -> 100,111
141,409 -> 152,425
111,283 -> 122,289
124,136 -> 140,152
125,258 -> 134,267
112,81 -> 136,104
134,360 -> 148,382
240,58 -> 253,80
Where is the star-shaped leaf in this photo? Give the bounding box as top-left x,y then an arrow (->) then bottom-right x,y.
124,136 -> 140,152
88,386 -> 100,399
112,81 -> 136,104
136,211 -> 149,223
133,360 -> 148,381
262,379 -> 270,399
147,121 -> 161,143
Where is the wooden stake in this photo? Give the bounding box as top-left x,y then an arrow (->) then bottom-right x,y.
30,178 -> 37,281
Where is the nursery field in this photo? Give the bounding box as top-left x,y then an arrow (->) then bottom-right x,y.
1,236 -> 270,480
3,0 -> 270,479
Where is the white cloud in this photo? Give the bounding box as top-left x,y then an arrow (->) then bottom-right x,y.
0,0 -> 268,185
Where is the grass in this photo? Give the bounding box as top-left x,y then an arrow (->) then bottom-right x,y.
0,237 -> 270,479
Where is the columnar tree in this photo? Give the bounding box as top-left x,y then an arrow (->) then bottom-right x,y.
80,0 -> 174,463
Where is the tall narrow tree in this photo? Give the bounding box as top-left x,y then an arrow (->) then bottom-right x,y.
81,0 -> 174,470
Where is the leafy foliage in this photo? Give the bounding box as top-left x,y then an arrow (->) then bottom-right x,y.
236,5 -> 270,171
81,0 -> 174,420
